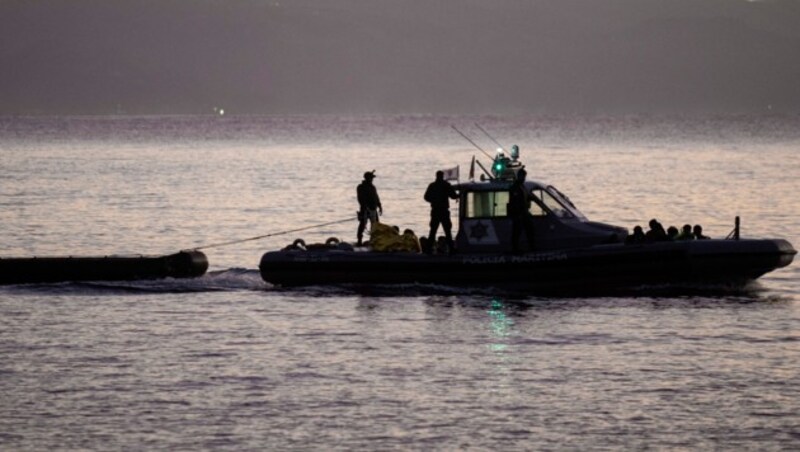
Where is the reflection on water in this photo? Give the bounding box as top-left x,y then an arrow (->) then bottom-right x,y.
488,299 -> 513,353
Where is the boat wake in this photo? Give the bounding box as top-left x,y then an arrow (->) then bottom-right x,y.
0,268 -> 268,294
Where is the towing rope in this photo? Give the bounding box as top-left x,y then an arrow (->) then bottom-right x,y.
191,216 -> 356,251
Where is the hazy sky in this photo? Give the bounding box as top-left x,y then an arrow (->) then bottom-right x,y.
1,0 -> 799,115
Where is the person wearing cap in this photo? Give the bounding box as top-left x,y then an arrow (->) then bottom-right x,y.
356,171 -> 382,246
424,170 -> 459,254
509,168 -> 535,253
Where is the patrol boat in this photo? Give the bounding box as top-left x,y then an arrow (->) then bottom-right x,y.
259,151 -> 796,292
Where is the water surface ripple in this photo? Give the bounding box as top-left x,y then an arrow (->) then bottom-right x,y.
1,115 -> 798,449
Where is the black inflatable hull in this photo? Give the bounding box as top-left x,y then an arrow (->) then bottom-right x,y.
0,250 -> 208,285
260,239 -> 796,291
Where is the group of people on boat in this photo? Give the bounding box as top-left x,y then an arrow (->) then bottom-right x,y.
356,164 -> 537,254
356,169 -> 461,253
357,166 -> 721,253
626,219 -> 710,244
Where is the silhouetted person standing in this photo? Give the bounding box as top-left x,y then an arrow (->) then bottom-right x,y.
509,168 -> 536,253
424,170 -> 458,253
356,171 -> 382,246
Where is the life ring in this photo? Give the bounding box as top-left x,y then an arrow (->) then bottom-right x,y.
325,237 -> 340,247
292,238 -> 306,250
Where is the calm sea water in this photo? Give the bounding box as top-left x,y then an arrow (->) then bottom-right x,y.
1,115 -> 799,450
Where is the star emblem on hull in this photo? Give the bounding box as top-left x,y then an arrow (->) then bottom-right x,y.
470,221 -> 489,241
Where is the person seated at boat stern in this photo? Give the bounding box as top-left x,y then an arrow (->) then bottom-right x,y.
509,168 -> 536,253
645,219 -> 668,242
424,170 -> 459,254
693,224 -> 710,240
626,225 -> 646,244
676,224 -> 695,240
356,171 -> 382,246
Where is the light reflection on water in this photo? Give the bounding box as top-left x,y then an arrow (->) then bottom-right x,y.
488,299 -> 513,353
1,115 -> 799,449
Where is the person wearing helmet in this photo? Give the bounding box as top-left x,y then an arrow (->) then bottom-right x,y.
356,171 -> 382,246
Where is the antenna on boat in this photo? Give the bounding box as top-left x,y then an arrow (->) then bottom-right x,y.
475,123 -> 506,153
474,158 -> 494,180
451,125 -> 494,161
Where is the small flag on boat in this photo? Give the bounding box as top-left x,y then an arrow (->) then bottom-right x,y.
441,165 -> 459,181
469,156 -> 475,180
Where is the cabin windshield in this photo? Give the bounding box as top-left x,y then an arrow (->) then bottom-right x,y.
466,191 -> 509,218
463,185 -> 586,220
544,185 -> 586,219
528,187 -> 568,217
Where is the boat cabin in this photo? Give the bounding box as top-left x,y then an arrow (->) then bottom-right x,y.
454,162 -> 626,253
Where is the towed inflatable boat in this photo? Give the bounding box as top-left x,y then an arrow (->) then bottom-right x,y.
260,152 -> 795,292
0,250 -> 208,285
